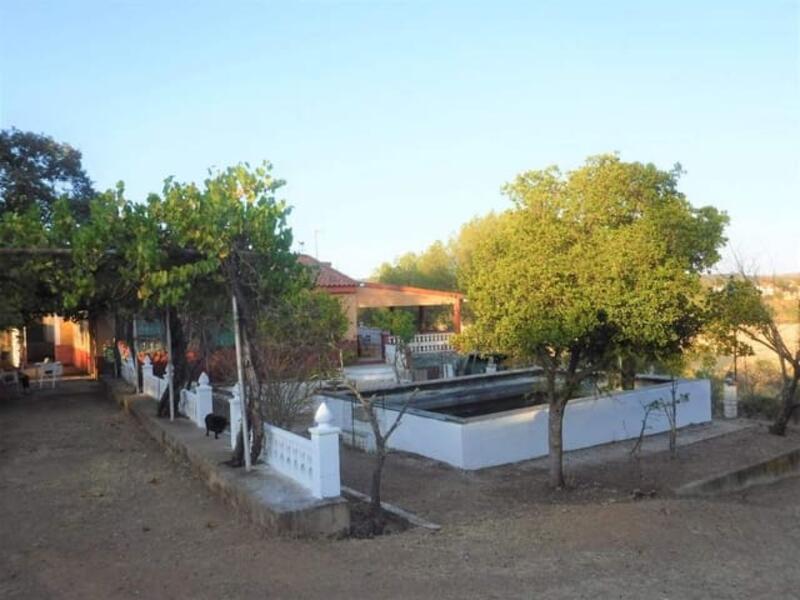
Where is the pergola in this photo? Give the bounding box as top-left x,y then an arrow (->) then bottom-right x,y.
298,255 -> 464,339
355,282 -> 463,333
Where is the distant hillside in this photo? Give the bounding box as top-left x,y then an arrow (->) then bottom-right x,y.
703,274 -> 800,323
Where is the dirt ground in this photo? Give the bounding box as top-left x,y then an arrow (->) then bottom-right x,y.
2,380 -> 800,599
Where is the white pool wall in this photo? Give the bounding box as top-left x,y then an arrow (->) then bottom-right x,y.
318,378 -> 711,470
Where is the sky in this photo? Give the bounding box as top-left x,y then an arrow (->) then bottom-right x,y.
1,1 -> 798,278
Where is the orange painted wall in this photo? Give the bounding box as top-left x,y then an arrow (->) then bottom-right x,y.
52,317 -> 92,371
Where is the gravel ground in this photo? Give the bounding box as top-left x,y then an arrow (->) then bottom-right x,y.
2,380 -> 800,599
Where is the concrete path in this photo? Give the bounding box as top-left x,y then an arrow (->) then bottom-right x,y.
3,380 -> 800,599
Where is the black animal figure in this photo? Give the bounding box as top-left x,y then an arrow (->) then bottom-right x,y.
205,413 -> 228,439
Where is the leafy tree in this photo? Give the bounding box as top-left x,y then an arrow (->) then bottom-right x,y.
451,211 -> 509,291
372,213 -> 509,330
2,157 -> 333,468
708,275 -> 800,434
0,199 -> 78,330
0,128 -> 95,223
61,186 -> 135,378
459,154 -> 727,487
143,163 -> 308,465
255,288 -> 348,428
0,129 -> 96,337
372,213 -> 510,295
373,241 -> 458,291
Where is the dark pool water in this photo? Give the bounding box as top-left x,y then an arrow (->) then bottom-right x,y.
428,391 -> 548,418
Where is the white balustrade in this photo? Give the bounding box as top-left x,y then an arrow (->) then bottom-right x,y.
386,332 -> 454,354
141,356 -> 167,401
264,425 -> 315,490
262,401 -> 341,499
178,372 -> 213,427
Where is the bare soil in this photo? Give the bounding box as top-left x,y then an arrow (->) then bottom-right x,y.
345,498 -> 411,539
2,380 -> 800,599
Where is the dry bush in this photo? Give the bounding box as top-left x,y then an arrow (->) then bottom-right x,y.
738,358 -> 783,419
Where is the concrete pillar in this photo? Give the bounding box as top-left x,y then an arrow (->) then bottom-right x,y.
453,299 -> 462,334
195,372 -> 213,427
308,402 -> 341,499
228,387 -> 242,450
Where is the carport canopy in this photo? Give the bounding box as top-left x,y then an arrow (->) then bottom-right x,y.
355,282 -> 463,332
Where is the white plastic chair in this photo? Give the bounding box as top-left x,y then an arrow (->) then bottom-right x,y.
37,361 -> 63,389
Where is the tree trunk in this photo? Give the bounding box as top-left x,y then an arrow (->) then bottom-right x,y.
241,309 -> 266,464
158,308 -> 189,418
620,354 -> 636,391
370,452 -> 387,533
668,404 -> 677,458
112,312 -> 123,378
124,317 -> 135,371
247,392 -> 264,464
769,372 -> 799,436
668,380 -> 678,458
548,399 -> 566,488
229,281 -> 265,468
542,364 -> 567,489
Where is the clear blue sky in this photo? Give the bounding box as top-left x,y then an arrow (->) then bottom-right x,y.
2,1 -> 798,277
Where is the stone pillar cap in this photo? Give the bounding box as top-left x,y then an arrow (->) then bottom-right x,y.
314,401 -> 334,426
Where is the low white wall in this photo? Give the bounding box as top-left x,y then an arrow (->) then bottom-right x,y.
460,408 -> 549,469
319,379 -> 711,470
140,357 -> 167,401
460,379 -> 710,469
121,357 -> 136,387
143,371 -> 166,401
179,373 -> 213,428
562,378 -> 710,451
381,409 -> 464,467
321,394 -> 464,466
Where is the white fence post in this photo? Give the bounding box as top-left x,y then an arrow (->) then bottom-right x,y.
195,372 -> 213,427
141,356 -> 153,396
179,388 -> 188,417
308,401 -> 341,499
228,387 -> 242,450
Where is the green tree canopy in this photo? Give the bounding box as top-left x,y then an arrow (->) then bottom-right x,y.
0,199 -> 79,329
0,129 -> 96,329
459,154 -> 728,487
372,240 -> 458,291
0,128 -> 95,223
707,275 -> 800,434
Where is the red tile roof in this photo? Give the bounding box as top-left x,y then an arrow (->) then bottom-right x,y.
297,254 -> 358,289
